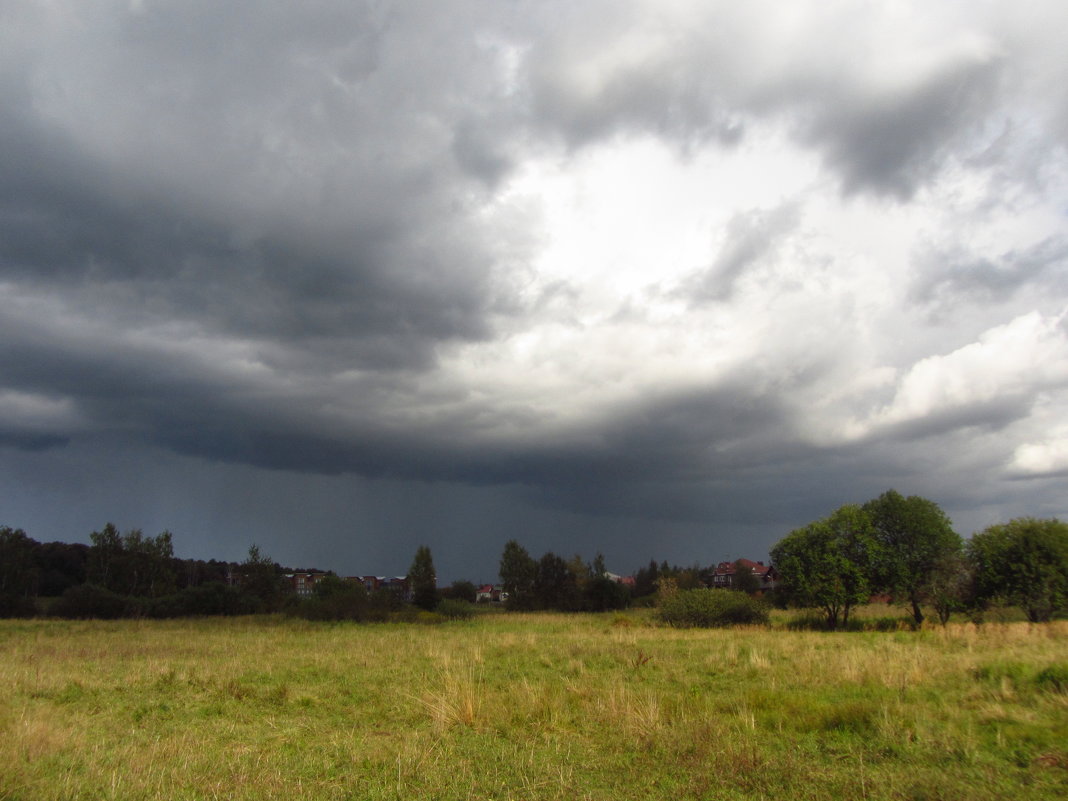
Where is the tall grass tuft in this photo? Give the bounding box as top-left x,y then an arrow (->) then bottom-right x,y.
418,661 -> 482,731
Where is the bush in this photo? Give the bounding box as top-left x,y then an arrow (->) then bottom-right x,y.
51,584 -> 129,619
0,593 -> 37,618
143,583 -> 256,618
657,588 -> 769,628
292,578 -> 370,621
437,599 -> 476,620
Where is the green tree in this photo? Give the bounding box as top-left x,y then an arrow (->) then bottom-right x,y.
921,550 -> 974,625
770,504 -> 881,629
632,559 -> 659,599
408,545 -> 439,611
590,552 -> 607,578
87,524 -> 176,597
122,529 -> 177,598
499,540 -> 536,610
567,554 -> 593,596
87,523 -> 124,591
968,518 -> 1068,622
863,490 -> 962,624
534,551 -> 580,611
584,574 -> 630,611
239,543 -> 284,612
0,526 -> 39,616
445,579 -> 478,604
731,560 -> 762,595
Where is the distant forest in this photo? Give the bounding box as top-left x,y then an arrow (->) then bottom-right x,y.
0,521 -> 675,621
3,488 -> 1067,627
0,523 -> 345,620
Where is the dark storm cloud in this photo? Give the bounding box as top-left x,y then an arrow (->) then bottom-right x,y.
1,1 -> 1065,573
0,431 -> 69,452
0,1 -> 529,376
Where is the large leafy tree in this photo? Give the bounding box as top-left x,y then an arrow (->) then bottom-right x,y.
499,539 -> 536,610
922,550 -> 974,625
534,551 -> 580,611
770,504 -> 881,629
408,545 -> 439,611
863,490 -> 962,624
969,518 -> 1068,622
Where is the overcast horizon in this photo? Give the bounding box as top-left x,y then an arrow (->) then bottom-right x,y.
2,1 -> 1067,582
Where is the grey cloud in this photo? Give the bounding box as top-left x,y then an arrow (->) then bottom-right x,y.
910,237 -> 1068,310
522,10 -> 750,153
1,274 -> 805,517
515,4 -> 1011,198
800,53 -> 1004,199
875,397 -> 1035,445
0,4 -> 530,375
0,432 -> 70,452
528,59 -> 746,152
681,203 -> 801,303
1,2 -> 1065,573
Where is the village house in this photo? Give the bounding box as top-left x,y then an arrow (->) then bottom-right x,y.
348,575 -> 412,601
287,571 -> 331,597
709,559 -> 778,593
603,572 -> 637,588
475,584 -> 508,603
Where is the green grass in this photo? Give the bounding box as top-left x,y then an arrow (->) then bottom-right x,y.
1,613 -> 1067,800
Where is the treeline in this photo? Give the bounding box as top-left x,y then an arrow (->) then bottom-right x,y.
5,490 -> 1066,626
497,541 -> 631,611
0,523 -> 316,619
0,526 -> 484,622
771,490 -> 1068,628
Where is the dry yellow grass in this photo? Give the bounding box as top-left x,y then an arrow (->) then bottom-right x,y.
0,614 -> 1065,800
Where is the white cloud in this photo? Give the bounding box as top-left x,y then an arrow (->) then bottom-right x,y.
854,310 -> 1068,437
1010,436 -> 1068,478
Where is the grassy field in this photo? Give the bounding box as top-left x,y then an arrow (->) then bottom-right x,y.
1,611 -> 1066,800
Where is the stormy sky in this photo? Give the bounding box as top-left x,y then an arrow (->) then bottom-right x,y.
2,1 -> 1067,581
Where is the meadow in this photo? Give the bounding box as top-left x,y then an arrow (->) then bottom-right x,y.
1,611 -> 1066,800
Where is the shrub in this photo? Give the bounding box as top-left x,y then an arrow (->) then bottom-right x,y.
437,599 -> 476,620
51,583 -> 129,619
443,580 -> 478,604
143,583 -> 255,618
292,578 -> 370,621
657,588 -> 769,628
0,593 -> 37,618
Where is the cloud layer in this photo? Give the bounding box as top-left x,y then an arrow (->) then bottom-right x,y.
2,1 -> 1066,576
